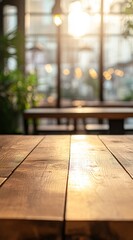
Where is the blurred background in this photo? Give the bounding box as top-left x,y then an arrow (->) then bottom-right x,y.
0,0 -> 133,133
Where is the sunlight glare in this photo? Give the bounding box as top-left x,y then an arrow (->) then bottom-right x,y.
68,1 -> 89,37
69,169 -> 91,190
104,0 -> 114,13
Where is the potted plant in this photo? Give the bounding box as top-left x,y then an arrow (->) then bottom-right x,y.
0,69 -> 38,133
0,29 -> 39,133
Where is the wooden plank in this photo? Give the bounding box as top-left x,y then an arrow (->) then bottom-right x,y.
0,135 -> 44,178
0,135 -> 21,148
65,135 -> 133,240
0,135 -> 70,240
99,135 -> 133,179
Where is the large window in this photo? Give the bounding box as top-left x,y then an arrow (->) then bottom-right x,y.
6,0 -> 133,106
103,0 -> 133,101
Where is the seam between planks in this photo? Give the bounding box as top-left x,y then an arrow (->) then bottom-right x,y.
62,135 -> 71,240
98,135 -> 133,180
0,136 -> 46,187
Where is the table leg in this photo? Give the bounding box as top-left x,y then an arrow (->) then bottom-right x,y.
109,119 -> 124,134
57,119 -> 61,125
33,119 -> 37,134
82,118 -> 86,130
23,118 -> 28,135
74,119 -> 77,131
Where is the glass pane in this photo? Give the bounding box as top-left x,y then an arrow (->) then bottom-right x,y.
4,5 -> 17,33
104,15 -> 125,34
26,15 -> 56,35
60,0 -> 101,14
61,1 -> 101,36
104,36 -> 132,67
26,0 -> 55,13
104,36 -> 133,100
26,36 -> 57,106
66,14 -> 101,36
104,0 -> 127,13
61,36 -> 99,101
4,5 -> 17,14
7,58 -> 17,70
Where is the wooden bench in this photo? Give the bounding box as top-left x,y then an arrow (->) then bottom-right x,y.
23,107 -> 133,134
0,135 -> 133,239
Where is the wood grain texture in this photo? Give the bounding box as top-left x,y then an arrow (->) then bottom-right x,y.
0,135 -> 70,240
100,135 -> 133,178
65,135 -> 133,240
0,135 -> 44,177
0,177 -> 6,186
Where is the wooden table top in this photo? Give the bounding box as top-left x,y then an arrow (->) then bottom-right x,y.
0,135 -> 133,240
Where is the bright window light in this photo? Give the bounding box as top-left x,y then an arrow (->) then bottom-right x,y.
68,1 -> 90,37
